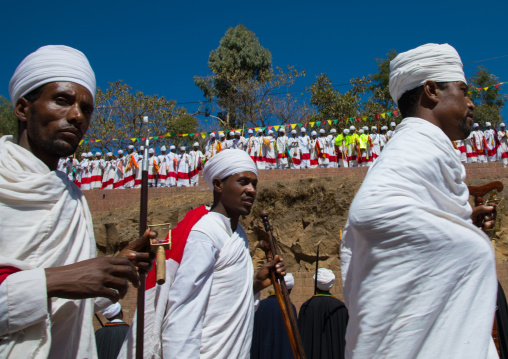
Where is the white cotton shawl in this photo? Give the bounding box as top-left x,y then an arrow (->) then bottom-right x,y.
341,118 -> 498,358
0,136 -> 97,358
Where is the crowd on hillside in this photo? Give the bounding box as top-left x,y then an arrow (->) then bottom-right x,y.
60,121 -> 508,190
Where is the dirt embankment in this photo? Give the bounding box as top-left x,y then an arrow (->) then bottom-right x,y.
92,176 -> 508,269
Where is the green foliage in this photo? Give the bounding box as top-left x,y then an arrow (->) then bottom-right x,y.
0,96 -> 17,137
80,81 -> 198,154
367,49 -> 398,111
194,24 -> 305,129
468,66 -> 507,127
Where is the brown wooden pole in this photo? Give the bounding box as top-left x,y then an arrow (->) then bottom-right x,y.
259,210 -> 306,359
136,116 -> 150,359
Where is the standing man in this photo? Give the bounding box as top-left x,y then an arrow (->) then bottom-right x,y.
299,127 -> 311,169
498,123 -> 508,167
341,43 -> 497,358
119,149 -> 287,358
176,146 -> 190,187
233,131 -> 245,150
298,269 -> 348,359
102,152 -> 115,189
255,128 -> 266,170
147,148 -> 159,187
205,133 -> 220,160
80,152 -> 91,190
327,129 -> 338,168
309,131 -> 319,168
123,145 -> 137,188
95,303 -> 130,359
166,145 -> 177,187
265,130 -> 277,169
90,152 -> 105,189
345,127 -> 358,167
189,142 -> 204,186
335,129 -> 347,167
246,129 -> 257,161
1,45 -> 153,359
484,122 -> 498,162
276,128 -> 289,169
288,130 -> 301,169
386,121 -> 396,140
379,126 -> 388,151
317,129 -> 329,168
370,126 -> 381,162
157,146 -> 168,187
113,149 -> 125,189
472,123 -> 487,163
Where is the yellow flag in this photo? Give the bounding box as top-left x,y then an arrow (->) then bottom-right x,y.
131,138 -> 137,142
362,116 -> 367,121
183,134 -> 188,137
328,120 -> 332,125
201,133 -> 206,139
291,124 -> 297,129
381,113 -> 386,119
274,125 -> 280,131
255,127 -> 260,132
310,122 -> 315,127
95,139 -> 101,143
79,140 -> 83,145
484,87 -> 489,91
165,133 -> 171,137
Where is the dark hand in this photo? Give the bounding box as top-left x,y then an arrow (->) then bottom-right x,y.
45,257 -> 140,302
253,255 -> 287,294
471,204 -> 496,230
118,229 -> 157,272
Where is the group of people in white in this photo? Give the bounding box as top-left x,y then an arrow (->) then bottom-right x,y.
58,143 -> 204,189
59,121 -> 508,190
454,122 -> 508,165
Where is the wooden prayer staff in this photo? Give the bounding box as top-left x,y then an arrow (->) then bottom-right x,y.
259,210 -> 306,359
148,223 -> 171,285
136,116 -> 150,359
467,181 -> 504,356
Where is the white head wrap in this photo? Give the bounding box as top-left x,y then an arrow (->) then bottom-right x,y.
344,129 -> 350,134
248,129 -> 253,134
95,152 -> 101,156
106,152 -> 112,157
381,125 -> 388,131
284,273 -> 295,289
170,145 -> 176,150
180,146 -> 186,151
363,126 -> 368,131
311,130 -> 317,136
359,129 -> 364,134
313,268 -> 335,291
473,123 -> 479,128
486,122 -> 491,127
148,148 -> 154,154
101,302 -> 121,319
9,45 -> 96,107
330,129 -> 337,134
371,126 -> 377,131
81,153 -> 87,158
319,129 -> 325,134
203,149 -> 257,191
389,43 -> 466,106
139,146 -> 144,151
349,126 -> 355,131
118,150 -> 124,155
235,131 -> 241,135
193,142 -> 199,147
291,130 -> 297,134
160,145 -> 166,151
219,133 -> 225,138
390,122 -> 396,127
257,128 -> 263,133
210,133 -> 216,138
128,145 -> 134,149
279,128 -> 285,132
501,123 -> 506,127
268,130 -> 274,135
87,152 -> 92,157
301,127 -> 306,132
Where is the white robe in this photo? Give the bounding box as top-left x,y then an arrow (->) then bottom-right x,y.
118,211 -> 255,359
176,153 -> 190,187
189,150 -> 204,186
166,152 -> 177,187
0,136 -> 98,359
102,159 -> 116,189
341,118 -> 498,359
276,136 -> 289,169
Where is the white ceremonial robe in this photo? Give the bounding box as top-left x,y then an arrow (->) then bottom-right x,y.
113,157 -> 126,189
341,118 -> 498,359
148,155 -> 159,186
102,159 -> 115,189
326,135 -> 338,168
123,153 -> 137,188
484,129 -> 497,162
276,136 -> 289,169
454,140 -> 467,162
309,138 -> 318,168
265,137 -> 277,169
246,136 -> 257,161
287,137 -> 300,169
80,159 -> 91,190
379,133 -> 387,151
166,152 -> 177,187
205,140 -> 220,160
370,133 -> 380,162
189,150 -> 204,186
176,153 -> 190,187
157,155 -> 168,187
465,132 -> 477,163
317,136 -> 329,167
255,136 -> 266,170
472,130 -> 487,163
90,158 -> 105,189
134,157 -> 143,189
498,130 -> 508,167
0,136 -> 98,359
118,211 -> 255,359
299,135 -> 311,169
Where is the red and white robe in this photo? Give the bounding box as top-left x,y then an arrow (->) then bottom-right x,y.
176,153 -> 190,187
189,150 -> 204,186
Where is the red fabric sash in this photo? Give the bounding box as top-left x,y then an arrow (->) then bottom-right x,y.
0,266 -> 21,285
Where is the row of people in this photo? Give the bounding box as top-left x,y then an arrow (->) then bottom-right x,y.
454,122 -> 508,165
58,143 -> 205,189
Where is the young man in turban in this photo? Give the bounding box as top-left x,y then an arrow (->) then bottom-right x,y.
298,268 -> 348,359
341,43 -> 498,358
120,149 -> 286,358
0,45 -> 153,358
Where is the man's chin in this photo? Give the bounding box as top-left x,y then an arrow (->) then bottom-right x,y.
47,140 -> 79,158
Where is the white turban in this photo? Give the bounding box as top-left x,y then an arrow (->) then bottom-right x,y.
389,43 -> 466,106
330,129 -> 337,133
219,133 -> 225,138
381,126 -> 388,131
148,148 -> 154,154
203,149 -> 257,191
95,152 -> 101,156
128,145 -> 134,149
371,126 -> 377,131
106,152 -> 112,157
291,130 -> 297,134
118,150 -> 124,155
390,122 -> 396,127
301,127 -> 306,132
349,126 -> 355,131
284,273 -> 294,289
210,133 -> 216,138
235,131 -> 241,135
359,129 -> 364,134
101,302 -> 121,319
257,128 -> 263,133
473,123 -> 479,128
313,268 -> 335,291
193,142 -> 199,147
160,145 -> 166,151
268,130 -> 274,134
9,45 -> 96,107
180,146 -> 186,151
87,152 -> 92,157
279,128 -> 285,132
501,123 -> 506,127
363,126 -> 368,131
486,122 -> 491,127
311,131 -> 317,136
81,153 -> 87,158
344,129 -> 350,134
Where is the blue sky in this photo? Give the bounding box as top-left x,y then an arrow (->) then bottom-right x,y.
1,0 -> 507,125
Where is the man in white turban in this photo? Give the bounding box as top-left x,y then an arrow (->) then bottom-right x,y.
96,302 -> 130,359
189,142 -> 204,186
484,122 -> 498,162
341,43 -> 498,358
120,149 -> 287,359
1,45 -> 154,359
298,268 -> 348,358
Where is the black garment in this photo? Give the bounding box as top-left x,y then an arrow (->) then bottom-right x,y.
497,281 -> 508,358
297,292 -> 348,359
251,294 -> 296,359
95,321 -> 130,359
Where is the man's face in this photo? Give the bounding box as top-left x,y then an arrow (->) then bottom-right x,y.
435,81 -> 475,140
22,82 -> 93,158
194,146 -> 199,151
219,171 -> 257,216
312,135 -> 317,139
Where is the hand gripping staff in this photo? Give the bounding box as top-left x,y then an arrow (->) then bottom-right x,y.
259,210 -> 306,359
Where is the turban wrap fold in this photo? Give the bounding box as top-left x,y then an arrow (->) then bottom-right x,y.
203,149 -> 257,191
101,302 -> 122,319
284,273 -> 295,289
389,43 -> 466,106
313,268 -> 335,291
9,45 -> 96,107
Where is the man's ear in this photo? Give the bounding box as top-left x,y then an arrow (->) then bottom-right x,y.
212,178 -> 223,194
14,98 -> 30,123
422,80 -> 440,105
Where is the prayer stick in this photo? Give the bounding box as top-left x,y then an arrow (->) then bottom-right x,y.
259,210 -> 306,359
136,116 -> 150,359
